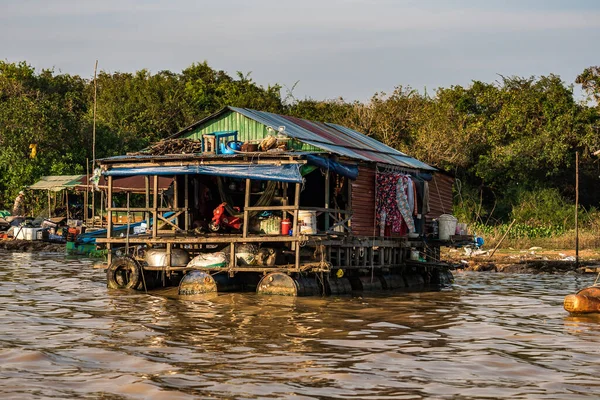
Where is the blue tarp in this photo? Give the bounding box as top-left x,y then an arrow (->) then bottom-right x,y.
305,154 -> 359,180
102,164 -> 303,183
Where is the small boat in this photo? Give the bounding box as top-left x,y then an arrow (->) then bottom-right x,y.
564,285 -> 600,314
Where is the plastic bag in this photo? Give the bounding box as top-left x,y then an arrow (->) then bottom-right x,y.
187,252 -> 228,269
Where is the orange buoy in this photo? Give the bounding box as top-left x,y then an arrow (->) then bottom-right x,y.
564,286 -> 600,314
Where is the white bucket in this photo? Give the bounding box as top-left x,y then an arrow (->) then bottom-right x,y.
298,210 -> 317,234
438,214 -> 458,240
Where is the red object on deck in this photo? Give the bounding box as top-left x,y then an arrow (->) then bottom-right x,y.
281,219 -> 291,235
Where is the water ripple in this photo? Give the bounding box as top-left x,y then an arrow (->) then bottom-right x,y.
0,250 -> 599,399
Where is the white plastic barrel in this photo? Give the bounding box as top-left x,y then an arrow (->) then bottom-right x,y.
298,210 -> 317,234
438,214 -> 458,240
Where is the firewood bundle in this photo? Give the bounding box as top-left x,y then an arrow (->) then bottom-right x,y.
130,139 -> 204,156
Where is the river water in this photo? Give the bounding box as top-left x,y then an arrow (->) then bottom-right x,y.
1,251 -> 600,399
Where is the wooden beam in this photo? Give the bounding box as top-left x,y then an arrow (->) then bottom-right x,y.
245,205 -> 298,211
96,234 -> 308,245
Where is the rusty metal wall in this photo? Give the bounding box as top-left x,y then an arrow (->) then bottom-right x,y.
427,173 -> 454,220
350,165 -> 377,236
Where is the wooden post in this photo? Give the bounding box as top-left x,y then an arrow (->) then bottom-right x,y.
243,178 -> 251,238
91,61 -> 98,227
145,175 -> 150,231
85,158 -> 89,225
184,175 -> 189,230
173,176 -> 179,229
152,175 -> 158,238
107,176 -> 113,239
65,190 -> 70,220
230,242 -> 236,271
324,170 -> 330,231
575,151 -> 579,268
100,190 -> 104,227
293,182 -> 301,268
347,176 -> 352,232
125,191 -> 130,254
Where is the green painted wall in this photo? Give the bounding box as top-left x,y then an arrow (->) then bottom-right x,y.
181,110 -> 321,152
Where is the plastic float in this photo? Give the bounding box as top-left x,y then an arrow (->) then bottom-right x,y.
564,285 -> 600,314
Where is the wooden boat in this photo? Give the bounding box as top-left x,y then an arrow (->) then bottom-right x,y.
564,286 -> 600,314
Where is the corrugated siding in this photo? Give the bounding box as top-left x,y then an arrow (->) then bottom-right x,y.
350,166 -> 376,236
427,173 -> 454,220
180,110 -> 320,152
173,107 -> 435,170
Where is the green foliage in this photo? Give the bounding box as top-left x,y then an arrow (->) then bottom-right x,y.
471,221 -> 565,240
510,188 -> 574,228
1,58 -> 600,232
0,61 -> 285,209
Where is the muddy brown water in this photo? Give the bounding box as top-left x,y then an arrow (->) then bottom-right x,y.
1,250 -> 600,399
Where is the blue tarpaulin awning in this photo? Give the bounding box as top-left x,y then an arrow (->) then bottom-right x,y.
102,163 -> 303,183
305,154 -> 359,180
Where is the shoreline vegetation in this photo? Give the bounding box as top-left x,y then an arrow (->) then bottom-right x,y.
1,61 -> 600,254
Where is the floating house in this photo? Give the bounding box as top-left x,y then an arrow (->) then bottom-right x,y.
96,106 -> 455,296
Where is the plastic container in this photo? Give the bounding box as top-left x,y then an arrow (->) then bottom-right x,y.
438,214 -> 458,240
410,248 -> 420,261
281,218 -> 291,235
15,227 -> 43,241
298,210 -> 317,234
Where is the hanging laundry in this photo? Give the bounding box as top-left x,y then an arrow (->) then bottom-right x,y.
376,172 -> 405,233
423,181 -> 430,214
396,176 -> 416,233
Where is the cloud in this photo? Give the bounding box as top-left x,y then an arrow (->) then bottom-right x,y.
0,0 -> 598,100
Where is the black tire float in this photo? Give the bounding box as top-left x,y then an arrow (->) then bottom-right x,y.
106,256 -> 142,290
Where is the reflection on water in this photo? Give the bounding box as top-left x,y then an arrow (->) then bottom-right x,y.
1,250 -> 600,399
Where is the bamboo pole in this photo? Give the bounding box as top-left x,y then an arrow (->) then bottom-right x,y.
91,60 -> 98,227
85,158 -> 89,225
489,219 -> 516,258
576,151 -> 579,268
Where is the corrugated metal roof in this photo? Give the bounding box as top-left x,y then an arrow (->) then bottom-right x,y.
28,175 -> 85,192
173,107 -> 435,171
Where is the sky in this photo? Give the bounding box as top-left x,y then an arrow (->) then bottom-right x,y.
1,0 -> 599,101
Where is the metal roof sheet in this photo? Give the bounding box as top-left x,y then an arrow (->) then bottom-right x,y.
172,106 -> 435,171
28,175 -> 85,192
227,107 -> 434,170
